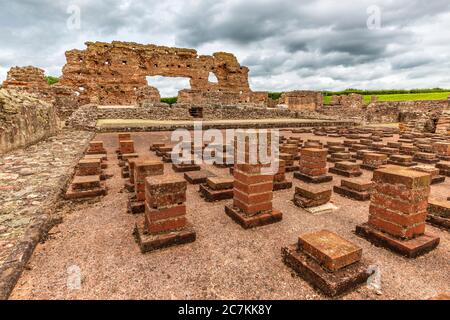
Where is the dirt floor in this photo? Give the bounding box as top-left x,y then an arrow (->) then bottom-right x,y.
9,130 -> 450,300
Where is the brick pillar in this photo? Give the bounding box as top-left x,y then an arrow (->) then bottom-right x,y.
118,133 -> 131,142
361,153 -> 387,171
134,174 -> 196,253
76,158 -> 102,176
273,159 -> 293,191
225,131 -> 282,228
144,175 -> 187,233
356,166 -> 440,258
119,140 -> 135,154
370,167 -> 430,239
134,160 -> 164,201
433,142 -> 450,160
87,141 -> 106,154
294,148 -> 332,183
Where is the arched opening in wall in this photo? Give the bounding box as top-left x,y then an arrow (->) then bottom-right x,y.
146,76 -> 191,98
208,72 -> 218,84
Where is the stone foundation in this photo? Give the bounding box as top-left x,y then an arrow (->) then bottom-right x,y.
0,89 -> 59,155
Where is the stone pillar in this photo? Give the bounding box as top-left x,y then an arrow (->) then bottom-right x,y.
134,160 -> 164,201
361,153 -> 387,171
134,174 -> 196,253
76,158 -> 102,176
432,142 -> 450,160
356,166 -> 440,258
87,141 -> 106,155
294,148 -> 332,183
273,159 -> 292,191
225,131 -> 282,228
119,140 -> 135,154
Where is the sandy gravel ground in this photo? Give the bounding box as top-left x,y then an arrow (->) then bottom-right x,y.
9,131 -> 450,300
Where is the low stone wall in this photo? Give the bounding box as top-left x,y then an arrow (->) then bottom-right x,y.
318,99 -> 449,124
0,89 -> 60,155
66,103 -> 338,131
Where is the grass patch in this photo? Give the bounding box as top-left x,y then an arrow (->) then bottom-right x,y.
323,92 -> 450,104
268,92 -> 282,100
160,97 -> 177,105
45,76 -> 59,85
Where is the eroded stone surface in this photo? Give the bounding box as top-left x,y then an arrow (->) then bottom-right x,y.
0,130 -> 93,267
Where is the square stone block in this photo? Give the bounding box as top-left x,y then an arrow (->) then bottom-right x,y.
282,244 -> 372,297
297,230 -> 362,272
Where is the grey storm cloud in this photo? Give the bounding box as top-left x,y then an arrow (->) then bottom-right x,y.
1,0 -> 450,95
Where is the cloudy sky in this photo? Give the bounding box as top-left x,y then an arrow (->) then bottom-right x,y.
1,0 -> 450,96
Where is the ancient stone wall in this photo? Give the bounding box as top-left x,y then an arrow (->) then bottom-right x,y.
2,66 -> 80,119
329,93 -> 363,109
317,99 -> 448,125
2,66 -> 48,89
0,89 -> 59,154
66,102 -> 337,131
278,91 -> 323,111
59,41 -> 252,106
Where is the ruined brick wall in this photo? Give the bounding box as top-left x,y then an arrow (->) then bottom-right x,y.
0,89 -> 59,154
2,66 -> 48,89
59,41 -> 252,106
366,100 -> 448,123
135,86 -> 161,104
2,66 -> 80,119
328,94 -> 363,109
435,110 -> 450,135
278,91 -> 323,111
318,99 -> 448,124
65,103 -> 339,130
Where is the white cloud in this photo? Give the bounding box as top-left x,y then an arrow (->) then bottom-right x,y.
1,0 -> 450,95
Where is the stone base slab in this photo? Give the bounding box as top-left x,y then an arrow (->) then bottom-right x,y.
333,185 -> 371,201
172,163 -> 201,172
281,244 -> 372,297
124,181 -> 135,192
133,217 -> 196,253
387,160 -> 417,167
355,223 -> 440,258
412,157 -> 440,164
294,172 -> 333,184
273,180 -> 293,191
199,184 -> 233,202
439,169 -> 450,177
329,167 -> 362,177
361,164 -> 385,171
431,175 -> 446,185
427,215 -> 450,231
128,199 -> 145,214
214,163 -> 234,169
224,205 -> 282,229
64,185 -> 107,200
285,165 -> 300,172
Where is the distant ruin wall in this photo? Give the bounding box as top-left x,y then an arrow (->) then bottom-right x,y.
278,91 -> 323,111
0,89 -> 59,154
2,66 -> 80,119
59,41 -> 252,106
317,99 -> 449,123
